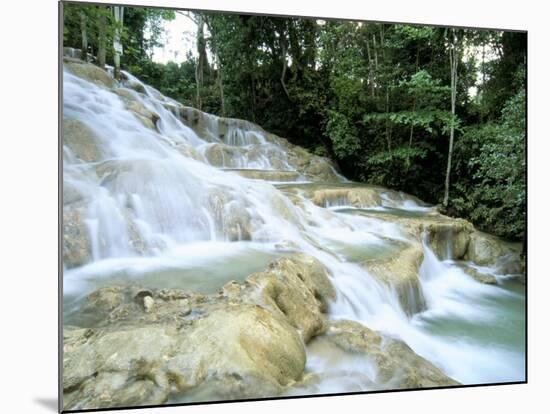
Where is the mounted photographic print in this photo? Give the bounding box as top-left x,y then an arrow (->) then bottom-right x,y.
60,0 -> 527,411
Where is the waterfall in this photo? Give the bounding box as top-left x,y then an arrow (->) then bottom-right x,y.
62,60 -> 525,393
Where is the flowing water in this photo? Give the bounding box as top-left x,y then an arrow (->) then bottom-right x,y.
62,63 -> 525,397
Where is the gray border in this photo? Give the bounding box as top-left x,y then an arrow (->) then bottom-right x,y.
58,1 -> 64,412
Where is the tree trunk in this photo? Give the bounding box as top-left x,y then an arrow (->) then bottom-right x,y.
280,40 -> 291,100
366,37 -> 375,97
195,14 -> 208,110
372,34 -> 379,99
250,73 -> 256,122
217,55 -> 225,116
113,6 -> 124,81
406,98 -> 417,169
407,47 -> 420,170
79,12 -> 88,62
97,13 -> 106,69
385,85 -> 391,152
443,30 -> 459,208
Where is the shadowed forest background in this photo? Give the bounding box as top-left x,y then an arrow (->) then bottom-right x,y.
63,2 -> 526,242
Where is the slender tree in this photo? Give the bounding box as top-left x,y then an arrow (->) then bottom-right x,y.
79,11 -> 88,62
443,28 -> 460,208
97,11 -> 107,69
113,6 -> 124,80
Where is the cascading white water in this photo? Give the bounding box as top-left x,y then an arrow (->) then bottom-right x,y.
63,62 -> 525,391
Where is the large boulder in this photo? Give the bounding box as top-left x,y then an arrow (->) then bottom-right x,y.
362,242 -> 426,316
244,253 -> 336,342
63,286 -> 307,411
466,231 -> 518,266
64,59 -> 114,88
63,118 -> 102,162
171,304 -> 306,394
320,320 -> 460,389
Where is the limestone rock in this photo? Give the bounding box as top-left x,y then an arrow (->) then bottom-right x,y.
220,281 -> 241,299
175,144 -> 205,162
176,106 -> 225,142
63,118 -> 102,162
466,231 -> 518,266
312,187 -> 382,208
64,59 -> 114,88
206,189 -> 254,241
113,87 -> 140,102
223,202 -> 253,241
227,169 -> 301,182
454,262 -> 498,284
203,143 -> 246,167
244,253 -> 335,342
362,242 -> 426,316
126,101 -> 159,130
63,299 -> 306,410
402,216 -> 473,260
321,320 -> 460,389
425,220 -> 472,260
63,325 -> 180,410
494,252 -> 524,276
285,145 -> 342,182
302,158 -> 342,182
325,320 -> 382,352
359,211 -> 474,260
124,80 -> 147,94
246,144 -> 289,170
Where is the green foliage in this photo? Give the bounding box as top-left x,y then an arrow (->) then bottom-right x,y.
452,81 -> 525,239
325,110 -> 361,158
367,145 -> 428,166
